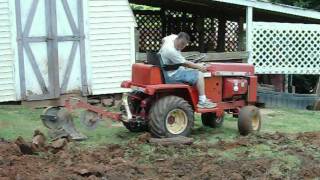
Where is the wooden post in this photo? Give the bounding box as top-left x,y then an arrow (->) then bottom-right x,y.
316,76 -> 320,96
217,18 -> 226,52
160,8 -> 166,37
182,12 -> 187,32
135,28 -> 140,53
238,16 -> 245,52
289,74 -> 293,93
246,7 -> 253,64
284,74 -> 289,93
196,17 -> 205,52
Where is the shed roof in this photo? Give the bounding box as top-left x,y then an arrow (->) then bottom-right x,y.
129,0 -> 320,23
216,0 -> 320,20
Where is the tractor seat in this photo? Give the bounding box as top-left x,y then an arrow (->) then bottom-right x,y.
131,63 -> 164,85
131,53 -> 173,85
146,52 -> 170,83
131,53 -> 193,86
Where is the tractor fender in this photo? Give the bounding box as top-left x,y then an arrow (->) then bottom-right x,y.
146,85 -> 198,110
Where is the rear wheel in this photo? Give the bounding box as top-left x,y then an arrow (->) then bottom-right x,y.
238,106 -> 261,136
149,96 -> 194,138
201,113 -> 224,128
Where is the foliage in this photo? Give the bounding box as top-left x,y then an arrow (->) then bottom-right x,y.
130,3 -> 160,11
269,0 -> 320,10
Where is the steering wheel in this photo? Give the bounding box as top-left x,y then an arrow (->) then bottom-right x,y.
185,53 -> 207,63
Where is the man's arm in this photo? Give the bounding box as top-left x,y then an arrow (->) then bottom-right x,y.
163,49 -> 207,72
183,61 -> 207,72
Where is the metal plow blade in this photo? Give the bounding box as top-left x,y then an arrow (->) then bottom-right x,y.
41,107 -> 87,141
80,110 -> 101,130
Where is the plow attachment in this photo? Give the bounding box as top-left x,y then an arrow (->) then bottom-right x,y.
41,107 -> 88,140
40,96 -> 129,140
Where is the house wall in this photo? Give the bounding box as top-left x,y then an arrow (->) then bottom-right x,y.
86,0 -> 136,95
0,0 -> 17,102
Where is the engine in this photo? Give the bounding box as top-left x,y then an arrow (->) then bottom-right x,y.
223,78 -> 248,99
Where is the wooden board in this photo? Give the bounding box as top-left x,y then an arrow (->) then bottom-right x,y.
136,51 -> 249,62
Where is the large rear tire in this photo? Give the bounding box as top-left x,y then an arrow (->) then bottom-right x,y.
238,106 -> 261,136
149,96 -> 194,138
201,113 -> 224,128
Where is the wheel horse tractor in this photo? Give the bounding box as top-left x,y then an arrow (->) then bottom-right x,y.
41,53 -> 262,139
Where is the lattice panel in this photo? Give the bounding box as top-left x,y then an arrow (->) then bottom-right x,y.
225,21 -> 239,52
134,12 -> 162,52
134,10 -> 240,53
252,22 -> 320,74
204,18 -> 219,51
164,10 -> 200,51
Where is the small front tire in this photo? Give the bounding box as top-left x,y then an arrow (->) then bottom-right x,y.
238,106 -> 262,136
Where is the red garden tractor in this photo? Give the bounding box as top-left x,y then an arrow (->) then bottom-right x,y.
41,53 -> 261,139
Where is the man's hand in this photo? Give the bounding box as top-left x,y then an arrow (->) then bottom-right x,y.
184,61 -> 207,72
198,65 -> 207,72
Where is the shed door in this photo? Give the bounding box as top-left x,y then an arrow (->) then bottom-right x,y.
15,0 -> 87,101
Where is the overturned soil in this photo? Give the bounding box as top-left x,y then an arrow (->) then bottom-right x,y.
1,132 -> 320,179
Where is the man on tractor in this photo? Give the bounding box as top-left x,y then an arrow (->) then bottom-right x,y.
159,32 -> 217,109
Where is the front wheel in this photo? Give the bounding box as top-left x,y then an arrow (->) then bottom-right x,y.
149,96 -> 194,138
238,106 -> 262,136
201,113 -> 224,128
122,120 -> 148,132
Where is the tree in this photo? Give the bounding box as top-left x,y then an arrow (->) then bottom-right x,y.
270,0 -> 320,10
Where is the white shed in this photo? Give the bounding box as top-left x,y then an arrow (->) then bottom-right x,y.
0,0 -> 136,102
0,0 -> 16,102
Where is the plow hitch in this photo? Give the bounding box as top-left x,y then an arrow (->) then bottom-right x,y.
41,95 -> 131,140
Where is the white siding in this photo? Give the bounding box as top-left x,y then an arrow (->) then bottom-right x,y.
87,0 -> 136,95
0,0 -> 16,102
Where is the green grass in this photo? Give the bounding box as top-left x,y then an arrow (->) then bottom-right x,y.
192,114 -> 239,144
261,108 -> 320,133
0,105 -> 142,147
1,105 -> 320,147
1,105 -> 320,178
191,108 -> 320,144
2,105 -> 319,178
0,106 -> 45,140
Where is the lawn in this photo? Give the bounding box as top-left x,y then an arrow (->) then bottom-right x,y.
0,105 -> 320,146
1,105 -> 320,179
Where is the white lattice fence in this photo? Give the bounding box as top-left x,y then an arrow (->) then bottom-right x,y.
251,22 -> 320,74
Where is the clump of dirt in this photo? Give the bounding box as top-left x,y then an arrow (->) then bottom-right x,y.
214,138 -> 251,150
135,132 -> 152,144
299,163 -> 320,179
297,132 -> 320,147
1,131 -> 320,179
0,138 -> 21,156
13,130 -> 69,155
